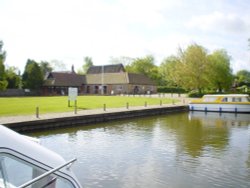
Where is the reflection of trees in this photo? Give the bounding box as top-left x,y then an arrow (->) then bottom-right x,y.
159,112 -> 230,158
27,112 -> 232,158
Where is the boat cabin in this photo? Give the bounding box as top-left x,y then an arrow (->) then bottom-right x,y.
189,94 -> 250,113
201,94 -> 250,103
0,125 -> 82,188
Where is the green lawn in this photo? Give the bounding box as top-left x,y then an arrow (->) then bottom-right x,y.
0,96 -> 179,116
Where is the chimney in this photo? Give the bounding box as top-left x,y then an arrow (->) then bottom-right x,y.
71,64 -> 75,73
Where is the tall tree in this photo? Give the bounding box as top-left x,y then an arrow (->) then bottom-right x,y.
82,56 -> 93,73
5,66 -> 21,89
160,55 -> 182,87
125,55 -> 160,83
0,41 -> 8,90
125,55 -> 154,74
179,44 -> 209,93
39,61 -> 53,77
22,59 -> 43,90
207,50 -> 233,92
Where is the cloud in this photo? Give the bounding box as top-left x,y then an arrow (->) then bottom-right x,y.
186,11 -> 249,34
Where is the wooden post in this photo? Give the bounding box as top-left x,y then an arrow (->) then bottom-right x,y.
103,104 -> 106,111
68,100 -> 70,107
36,106 -> 39,118
74,101 -> 77,114
126,102 -> 129,109
144,101 -> 147,107
160,100 -> 162,106
172,100 -> 175,105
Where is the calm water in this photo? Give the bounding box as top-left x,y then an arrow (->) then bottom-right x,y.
27,112 -> 250,188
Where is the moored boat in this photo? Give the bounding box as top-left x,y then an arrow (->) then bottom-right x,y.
189,94 -> 250,113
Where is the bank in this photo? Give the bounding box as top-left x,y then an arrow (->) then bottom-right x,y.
2,105 -> 188,132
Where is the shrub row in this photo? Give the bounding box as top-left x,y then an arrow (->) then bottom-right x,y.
157,86 -> 187,94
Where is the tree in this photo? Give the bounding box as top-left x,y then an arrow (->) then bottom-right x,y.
160,55 -> 182,87
82,56 -> 93,74
178,44 -> 209,93
207,50 -> 233,92
236,70 -> 250,86
0,41 -> 8,90
125,55 -> 161,84
5,66 -> 21,89
39,61 -> 53,77
22,59 -> 43,90
125,55 -> 154,75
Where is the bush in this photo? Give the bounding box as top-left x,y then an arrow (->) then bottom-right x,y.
0,80 -> 8,91
187,92 -> 204,98
157,86 -> 186,93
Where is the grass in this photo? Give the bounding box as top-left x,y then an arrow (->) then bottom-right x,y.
0,96 -> 179,116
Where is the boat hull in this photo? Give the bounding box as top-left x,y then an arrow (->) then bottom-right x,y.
189,103 -> 250,113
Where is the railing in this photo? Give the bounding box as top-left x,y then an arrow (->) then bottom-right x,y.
18,158 -> 77,188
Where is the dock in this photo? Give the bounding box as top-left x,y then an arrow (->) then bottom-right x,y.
0,104 -> 189,132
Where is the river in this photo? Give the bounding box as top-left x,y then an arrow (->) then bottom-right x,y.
27,112 -> 250,188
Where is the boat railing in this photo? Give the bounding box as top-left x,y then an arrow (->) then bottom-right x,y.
18,158 -> 77,188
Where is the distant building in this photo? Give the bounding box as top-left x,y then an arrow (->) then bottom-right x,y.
43,64 -> 156,95
43,71 -> 86,95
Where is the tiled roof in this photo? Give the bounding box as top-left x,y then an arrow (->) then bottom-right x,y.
86,73 -> 128,84
86,72 -> 156,85
43,72 -> 85,87
127,73 -> 156,85
87,64 -> 125,74
43,65 -> 156,87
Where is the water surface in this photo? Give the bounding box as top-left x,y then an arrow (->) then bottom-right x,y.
28,112 -> 250,188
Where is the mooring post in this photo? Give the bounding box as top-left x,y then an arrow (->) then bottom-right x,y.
144,101 -> 147,107
126,102 -> 129,109
172,100 -> 175,105
160,100 -> 162,106
36,106 -> 39,118
73,100 -> 77,114
104,104 -> 106,111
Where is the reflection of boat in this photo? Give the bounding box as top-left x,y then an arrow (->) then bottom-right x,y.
0,125 -> 82,188
189,94 -> 250,113
189,111 -> 250,127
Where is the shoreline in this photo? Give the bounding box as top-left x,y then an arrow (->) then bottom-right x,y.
1,104 -> 189,132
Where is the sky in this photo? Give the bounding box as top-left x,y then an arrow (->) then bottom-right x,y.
0,0 -> 250,73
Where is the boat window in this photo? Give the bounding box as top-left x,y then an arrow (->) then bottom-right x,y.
222,98 -> 228,102
203,97 -> 216,102
0,154 -> 76,188
232,98 -> 241,102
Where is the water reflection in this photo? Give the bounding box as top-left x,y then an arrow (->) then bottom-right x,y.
27,112 -> 250,188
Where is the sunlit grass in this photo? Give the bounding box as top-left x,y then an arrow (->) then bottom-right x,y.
0,96 -> 179,116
